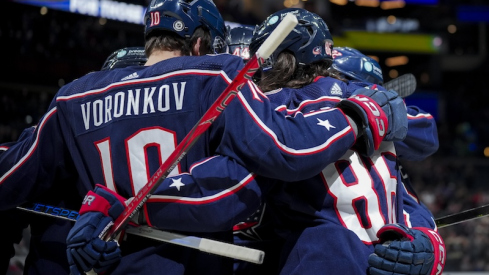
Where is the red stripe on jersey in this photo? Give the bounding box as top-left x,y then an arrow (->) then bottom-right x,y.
408,113 -> 433,120
233,221 -> 259,231
237,92 -> 352,156
56,69 -> 231,102
189,156 -> 219,172
274,96 -> 341,115
146,173 -> 256,205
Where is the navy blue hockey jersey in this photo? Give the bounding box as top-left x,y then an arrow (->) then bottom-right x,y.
249,77 -> 439,274
0,54 -> 363,274
0,54 -> 358,208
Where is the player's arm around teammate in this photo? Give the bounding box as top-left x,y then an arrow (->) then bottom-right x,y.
1,3 -> 408,275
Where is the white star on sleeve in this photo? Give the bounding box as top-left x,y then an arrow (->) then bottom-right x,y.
169,178 -> 185,191
317,118 -> 336,131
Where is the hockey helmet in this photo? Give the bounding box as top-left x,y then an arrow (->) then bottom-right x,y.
144,0 -> 227,53
330,47 -> 383,85
249,8 -> 334,70
226,26 -> 254,62
101,47 -> 147,70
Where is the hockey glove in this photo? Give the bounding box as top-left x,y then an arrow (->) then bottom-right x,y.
336,94 -> 389,156
368,224 -> 446,275
352,88 -> 408,142
66,184 -> 126,275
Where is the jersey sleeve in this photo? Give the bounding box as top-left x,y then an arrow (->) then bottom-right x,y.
211,80 -> 357,182
142,155 -> 265,232
394,106 -> 439,161
0,94 -> 77,210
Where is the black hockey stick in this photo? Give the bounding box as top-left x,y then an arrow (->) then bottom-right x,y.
383,73 -> 417,98
16,203 -> 265,264
17,202 -> 80,221
435,204 -> 489,228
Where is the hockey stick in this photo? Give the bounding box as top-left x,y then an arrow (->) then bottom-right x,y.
16,204 -> 265,264
16,202 -> 80,221
125,225 -> 263,264
383,73 -> 417,98
103,14 -> 299,241
435,203 -> 489,228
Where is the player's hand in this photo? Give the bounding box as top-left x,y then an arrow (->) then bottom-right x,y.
368,224 -> 446,275
336,93 -> 389,156
66,184 -> 127,275
352,88 -> 408,142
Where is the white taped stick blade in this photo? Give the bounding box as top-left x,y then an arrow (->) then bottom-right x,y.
256,13 -> 298,60
199,238 -> 265,264
125,226 -> 264,264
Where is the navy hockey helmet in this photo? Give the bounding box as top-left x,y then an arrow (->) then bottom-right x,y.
226,26 -> 254,62
330,47 -> 383,85
101,47 -> 147,70
249,8 -> 333,70
144,0 -> 227,53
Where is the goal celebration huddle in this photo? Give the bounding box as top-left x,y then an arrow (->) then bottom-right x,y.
0,0 -> 445,274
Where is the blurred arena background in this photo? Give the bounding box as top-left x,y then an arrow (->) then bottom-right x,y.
2,0 -> 489,273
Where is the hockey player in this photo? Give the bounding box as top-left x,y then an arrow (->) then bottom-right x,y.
1,46 -> 259,275
227,12 -> 441,275
0,2 -> 407,275
61,9 -> 430,275
101,47 -> 147,71
92,23 -> 442,275
329,46 -> 384,86
329,46 -> 439,161
0,46 -> 264,275
246,8 -> 445,275
10,48 -> 148,274
329,47 -> 442,274
64,5 -> 407,274
225,25 -> 254,63
0,126 -> 79,275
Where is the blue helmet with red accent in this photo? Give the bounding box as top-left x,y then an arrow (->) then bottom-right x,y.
101,47 -> 147,70
330,47 -> 383,85
144,0 -> 227,53
249,8 -> 334,70
226,26 -> 254,62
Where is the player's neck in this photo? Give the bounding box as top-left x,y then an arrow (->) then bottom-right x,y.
145,50 -> 183,66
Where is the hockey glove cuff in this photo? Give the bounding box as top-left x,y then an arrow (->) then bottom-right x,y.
66,184 -> 127,275
337,94 -> 388,156
352,88 -> 408,142
368,224 -> 446,275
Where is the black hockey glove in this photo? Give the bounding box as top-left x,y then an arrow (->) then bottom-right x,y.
66,184 -> 126,275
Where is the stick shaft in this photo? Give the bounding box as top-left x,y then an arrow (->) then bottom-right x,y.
435,204 -> 489,228
16,204 -> 264,264
125,226 -> 264,264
